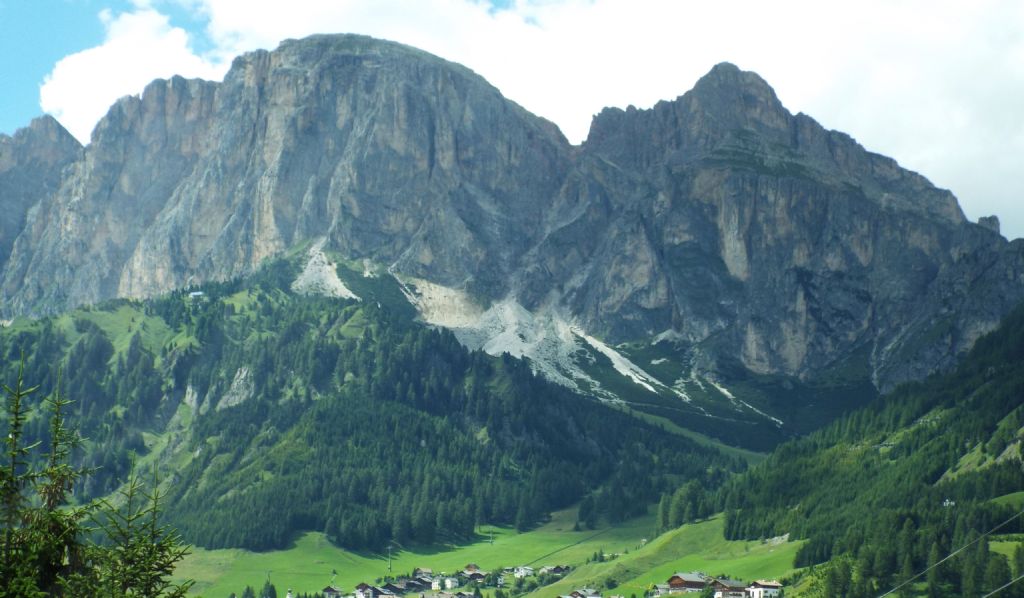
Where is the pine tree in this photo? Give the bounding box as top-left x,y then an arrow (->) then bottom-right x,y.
984,555 -> 1012,595
926,542 -> 943,598
83,463 -> 193,597
0,365 -> 193,596
262,579 -> 279,598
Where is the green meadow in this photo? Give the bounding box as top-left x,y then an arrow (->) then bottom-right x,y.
174,509 -> 804,598
175,507 -> 659,597
538,516 -> 802,597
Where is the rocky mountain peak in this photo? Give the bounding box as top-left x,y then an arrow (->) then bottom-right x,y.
1,34 -> 1022,402
0,116 -> 81,273
688,61 -> 788,129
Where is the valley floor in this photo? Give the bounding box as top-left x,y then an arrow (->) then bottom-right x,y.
172,508 -> 802,597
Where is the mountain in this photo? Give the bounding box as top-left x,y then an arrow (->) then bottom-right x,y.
2,34 -> 1023,439
0,252 -> 740,551
699,300 -> 1024,596
0,115 -> 81,275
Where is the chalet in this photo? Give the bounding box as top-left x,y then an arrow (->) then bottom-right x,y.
400,579 -> 427,592
463,571 -> 487,583
514,566 -> 535,579
321,586 -> 343,598
540,565 -> 571,576
355,583 -> 395,598
709,578 -> 746,598
381,582 -> 404,594
569,588 -> 601,598
666,572 -> 706,593
746,580 -> 782,598
414,568 -> 434,577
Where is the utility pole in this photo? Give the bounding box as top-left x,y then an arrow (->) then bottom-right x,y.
387,545 -> 393,574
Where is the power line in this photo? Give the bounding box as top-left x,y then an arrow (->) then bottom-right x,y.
877,508 -> 1024,597
982,572 -> 1024,598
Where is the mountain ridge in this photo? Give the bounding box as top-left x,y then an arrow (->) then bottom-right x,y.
2,33 -> 1022,406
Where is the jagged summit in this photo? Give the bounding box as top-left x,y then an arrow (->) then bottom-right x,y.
1,33 -> 1022,398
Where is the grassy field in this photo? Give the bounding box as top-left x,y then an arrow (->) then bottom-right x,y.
537,516 -> 802,598
174,507 -> 660,597
174,509 -> 803,598
991,491 -> 1024,510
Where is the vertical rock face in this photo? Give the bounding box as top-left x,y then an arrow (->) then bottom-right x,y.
0,116 -> 81,274
1,35 -> 570,315
1,36 -> 1022,394
523,62 -> 1024,390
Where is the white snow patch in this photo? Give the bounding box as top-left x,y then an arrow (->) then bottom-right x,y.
650,358 -> 668,365
291,239 -> 359,300
707,378 -> 785,426
0,319 -> 11,328
653,329 -> 685,344
577,331 -> 661,394
362,258 -> 377,278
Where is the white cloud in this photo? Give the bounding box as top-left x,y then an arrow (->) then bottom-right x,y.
39,5 -> 227,143
39,0 -> 1024,238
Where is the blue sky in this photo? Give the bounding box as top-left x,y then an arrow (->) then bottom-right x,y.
1,1 -> 1022,239
1,0 -> 110,134
0,0 -> 214,134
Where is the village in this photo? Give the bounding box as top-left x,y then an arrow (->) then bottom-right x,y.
291,565 -> 783,598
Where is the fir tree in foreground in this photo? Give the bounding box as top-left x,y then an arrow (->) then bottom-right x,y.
0,362 -> 193,596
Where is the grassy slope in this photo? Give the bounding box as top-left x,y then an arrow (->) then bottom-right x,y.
174,507 -> 659,597
537,516 -> 801,598
175,510 -> 803,598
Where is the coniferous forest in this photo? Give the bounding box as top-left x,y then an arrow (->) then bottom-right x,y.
0,256 -> 742,554
4,251 -> 1024,596
662,303 -> 1024,596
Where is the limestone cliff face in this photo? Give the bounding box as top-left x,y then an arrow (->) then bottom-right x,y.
0,116 -> 81,275
2,37 -> 1022,392
529,63 -> 1024,389
1,35 -> 569,315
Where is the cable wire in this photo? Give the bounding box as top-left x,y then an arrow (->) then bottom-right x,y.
876,508 -> 1024,597
982,572 -> 1024,597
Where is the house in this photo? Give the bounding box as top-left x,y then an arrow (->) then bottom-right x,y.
463,572 -> 486,584
414,568 -> 434,577
321,586 -> 343,598
709,578 -> 747,598
569,588 -> 601,598
400,579 -> 427,592
514,566 -> 535,578
540,565 -> 571,576
746,580 -> 782,598
381,582 -> 404,594
432,578 -> 462,592
355,583 -> 395,598
666,572 -> 706,593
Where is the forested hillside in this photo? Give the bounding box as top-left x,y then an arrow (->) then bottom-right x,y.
679,302 -> 1024,596
0,254 -> 742,553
